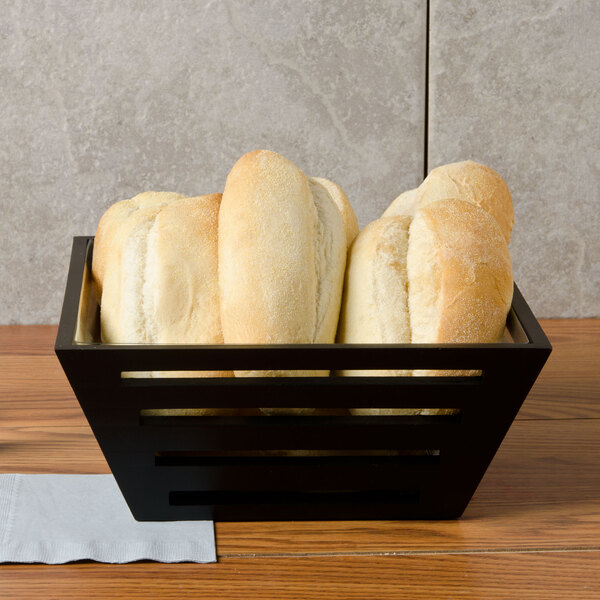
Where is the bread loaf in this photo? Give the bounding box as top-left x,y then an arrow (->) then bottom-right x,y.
382,188 -> 418,218
218,150 -> 352,415
93,191 -> 185,302
408,199 -> 513,352
218,150 -> 349,373
308,176 -> 359,249
339,198 -> 513,355
383,161 -> 513,243
337,198 -> 513,415
336,215 -> 412,377
93,192 -> 232,383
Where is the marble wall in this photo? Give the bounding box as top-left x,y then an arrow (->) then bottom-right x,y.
0,1 -> 597,322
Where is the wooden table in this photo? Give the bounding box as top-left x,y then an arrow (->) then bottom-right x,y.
0,321 -> 598,598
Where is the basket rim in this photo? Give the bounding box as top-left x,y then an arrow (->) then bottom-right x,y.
55,236 -> 552,357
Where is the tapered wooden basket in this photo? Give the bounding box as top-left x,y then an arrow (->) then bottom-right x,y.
55,237 -> 551,521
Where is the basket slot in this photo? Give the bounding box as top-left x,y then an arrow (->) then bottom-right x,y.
140,409 -> 461,421
111,381 -> 480,411
115,459 -> 441,493
122,371 -> 484,379
94,423 -> 460,456
169,489 -> 420,506
155,449 -> 441,467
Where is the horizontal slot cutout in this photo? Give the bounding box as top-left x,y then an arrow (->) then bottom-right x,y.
140,409 -> 462,422
155,449 -> 441,467
122,371 -> 483,380
122,371 -> 234,379
169,489 -> 419,506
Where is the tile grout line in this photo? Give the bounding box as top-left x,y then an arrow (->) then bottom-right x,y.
423,0 -> 430,180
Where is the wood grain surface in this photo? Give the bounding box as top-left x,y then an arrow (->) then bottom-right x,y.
1,553 -> 598,599
0,322 -> 598,599
516,320 -> 600,419
1,421 -> 598,554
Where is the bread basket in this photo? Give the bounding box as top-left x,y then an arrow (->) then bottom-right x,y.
55,237 -> 551,521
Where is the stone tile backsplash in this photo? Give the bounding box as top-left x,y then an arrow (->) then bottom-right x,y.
1,1 -> 597,321
428,0 -> 599,318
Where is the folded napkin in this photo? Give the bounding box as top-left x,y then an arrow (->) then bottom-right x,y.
0,474 -> 216,564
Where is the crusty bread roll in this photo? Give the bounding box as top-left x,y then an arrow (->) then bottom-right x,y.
337,198 -> 513,415
144,195 -> 225,347
218,150 -> 350,414
382,188 -> 418,218
384,161 -> 513,243
218,150 -> 348,365
219,150 -> 358,415
93,192 -> 232,385
308,176 -> 359,248
336,215 -> 414,416
93,191 -> 185,302
408,199 -> 513,352
336,215 -> 412,378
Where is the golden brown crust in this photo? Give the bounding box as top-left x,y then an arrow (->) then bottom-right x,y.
218,150 -> 317,354
149,194 -> 223,344
147,194 -> 232,379
417,161 -> 514,243
338,198 -> 513,386
412,198 -> 513,343
218,150 -> 347,383
408,198 -> 513,376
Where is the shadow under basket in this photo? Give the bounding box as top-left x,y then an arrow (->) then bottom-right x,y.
55,237 -> 552,521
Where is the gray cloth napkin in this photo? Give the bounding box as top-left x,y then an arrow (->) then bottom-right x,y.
0,474 -> 216,564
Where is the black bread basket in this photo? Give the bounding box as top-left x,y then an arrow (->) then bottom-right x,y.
55,237 -> 551,521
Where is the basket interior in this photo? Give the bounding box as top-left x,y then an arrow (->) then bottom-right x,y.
73,238 -> 528,348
